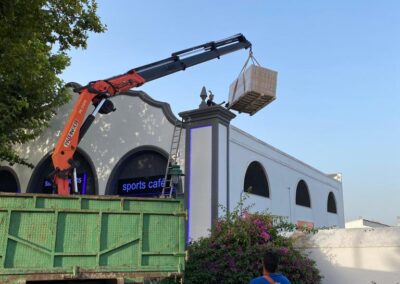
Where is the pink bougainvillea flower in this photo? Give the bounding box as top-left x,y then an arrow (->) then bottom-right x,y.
260,231 -> 270,240
279,247 -> 289,254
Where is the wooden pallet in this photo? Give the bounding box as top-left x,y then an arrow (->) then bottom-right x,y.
229,90 -> 276,116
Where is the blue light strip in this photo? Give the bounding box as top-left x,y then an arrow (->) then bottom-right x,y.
187,129 -> 192,242
82,173 -> 87,195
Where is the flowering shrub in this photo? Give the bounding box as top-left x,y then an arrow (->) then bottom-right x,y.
183,204 -> 322,284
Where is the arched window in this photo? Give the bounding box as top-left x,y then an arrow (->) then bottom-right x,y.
327,192 -> 337,213
106,146 -> 169,197
27,150 -> 97,194
243,161 -> 270,198
0,167 -> 20,193
295,180 -> 311,207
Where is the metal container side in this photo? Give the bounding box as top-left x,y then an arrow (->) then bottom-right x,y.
0,193 -> 186,283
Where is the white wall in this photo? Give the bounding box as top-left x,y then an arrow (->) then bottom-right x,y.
229,126 -> 344,228
294,227 -> 400,283
346,219 -> 389,228
188,126 -> 212,240
3,90 -> 184,194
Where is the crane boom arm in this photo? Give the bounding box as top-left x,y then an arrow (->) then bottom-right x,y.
52,34 -> 251,195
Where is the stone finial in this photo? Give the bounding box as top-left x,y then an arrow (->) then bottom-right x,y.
199,86 -> 208,109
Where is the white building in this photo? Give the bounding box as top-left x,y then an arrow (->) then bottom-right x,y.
0,88 -> 344,239
345,218 -> 390,228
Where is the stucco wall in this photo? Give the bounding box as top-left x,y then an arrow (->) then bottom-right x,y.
3,89 -> 185,195
229,126 -> 344,228
294,227 -> 400,283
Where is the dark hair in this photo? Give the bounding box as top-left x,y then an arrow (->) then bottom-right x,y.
263,251 -> 279,273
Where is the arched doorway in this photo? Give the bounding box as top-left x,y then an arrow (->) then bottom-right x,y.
27,150 -> 97,194
243,161 -> 270,198
0,167 -> 20,193
295,180 -> 311,208
327,192 -> 337,213
106,146 -> 169,197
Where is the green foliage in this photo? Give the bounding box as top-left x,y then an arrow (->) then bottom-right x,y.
0,0 -> 106,166
183,201 -> 322,284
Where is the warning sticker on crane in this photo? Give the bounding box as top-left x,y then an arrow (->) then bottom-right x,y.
64,120 -> 79,147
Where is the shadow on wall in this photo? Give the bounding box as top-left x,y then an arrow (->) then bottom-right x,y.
14,103 -> 73,162
12,89 -> 184,194
294,228 -> 400,283
317,264 -> 400,284
84,93 -> 182,183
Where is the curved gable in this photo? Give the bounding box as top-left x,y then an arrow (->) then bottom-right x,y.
120,90 -> 179,125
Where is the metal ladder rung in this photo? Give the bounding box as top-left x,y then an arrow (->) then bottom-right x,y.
161,119 -> 184,197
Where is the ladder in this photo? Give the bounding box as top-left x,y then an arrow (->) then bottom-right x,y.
161,119 -> 183,197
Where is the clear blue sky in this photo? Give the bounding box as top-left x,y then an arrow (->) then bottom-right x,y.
61,0 -> 400,225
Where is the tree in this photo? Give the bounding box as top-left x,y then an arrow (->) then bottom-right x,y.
0,0 -> 106,166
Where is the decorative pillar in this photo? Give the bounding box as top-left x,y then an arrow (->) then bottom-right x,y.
179,88 -> 235,240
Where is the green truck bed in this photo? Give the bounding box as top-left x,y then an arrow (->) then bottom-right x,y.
0,193 -> 186,283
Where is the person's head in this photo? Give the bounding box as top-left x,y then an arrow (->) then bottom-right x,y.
263,251 -> 279,273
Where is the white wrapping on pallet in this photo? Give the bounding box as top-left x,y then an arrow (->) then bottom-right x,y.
228,64 -> 277,115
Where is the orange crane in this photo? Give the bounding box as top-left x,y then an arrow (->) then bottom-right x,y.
52,34 -> 251,195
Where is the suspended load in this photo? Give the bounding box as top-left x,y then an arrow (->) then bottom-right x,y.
227,52 -> 277,115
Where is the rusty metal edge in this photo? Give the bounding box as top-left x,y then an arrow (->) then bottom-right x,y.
0,192 -> 183,202
1,271 -> 182,282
